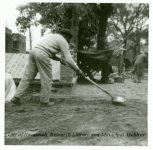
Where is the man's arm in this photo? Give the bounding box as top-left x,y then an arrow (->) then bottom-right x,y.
56,36 -> 84,76
58,38 -> 80,71
63,51 -> 80,71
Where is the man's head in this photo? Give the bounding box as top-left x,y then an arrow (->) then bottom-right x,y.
59,28 -> 73,43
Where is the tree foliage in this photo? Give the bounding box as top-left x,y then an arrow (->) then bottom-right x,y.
108,3 -> 149,53
16,3 -> 113,50
16,4 -> 39,32
16,3 -> 148,53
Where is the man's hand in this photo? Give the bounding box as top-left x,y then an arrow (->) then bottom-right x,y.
52,55 -> 66,65
52,55 -> 60,61
76,69 -> 85,77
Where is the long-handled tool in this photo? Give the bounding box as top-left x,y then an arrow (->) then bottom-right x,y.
53,55 -> 126,104
81,72 -> 126,104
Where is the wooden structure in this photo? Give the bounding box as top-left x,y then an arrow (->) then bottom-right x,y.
5,27 -> 12,52
12,33 -> 26,53
5,27 -> 26,53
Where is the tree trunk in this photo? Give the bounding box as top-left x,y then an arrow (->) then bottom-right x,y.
118,53 -> 124,75
118,31 -> 130,75
28,27 -> 32,50
97,4 -> 112,50
71,4 -> 79,52
133,30 -> 141,58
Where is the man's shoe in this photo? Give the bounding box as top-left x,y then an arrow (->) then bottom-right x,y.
11,97 -> 21,105
40,102 -> 55,107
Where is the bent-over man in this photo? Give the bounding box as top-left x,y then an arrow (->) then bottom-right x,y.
11,29 -> 83,107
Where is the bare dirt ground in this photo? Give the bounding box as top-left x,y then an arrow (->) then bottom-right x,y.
5,75 -> 148,146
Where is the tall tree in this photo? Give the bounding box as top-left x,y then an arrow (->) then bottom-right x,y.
107,3 -> 148,74
71,4 -> 80,52
16,4 -> 39,50
96,4 -> 113,50
108,3 -> 148,52
16,3 -> 113,51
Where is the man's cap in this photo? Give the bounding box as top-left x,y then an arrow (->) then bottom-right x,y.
59,28 -> 73,38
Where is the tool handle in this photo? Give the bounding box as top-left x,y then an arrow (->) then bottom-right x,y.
53,55 -> 113,100
84,76 -> 113,99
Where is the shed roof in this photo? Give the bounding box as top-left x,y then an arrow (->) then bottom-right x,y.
5,53 -> 75,87
5,53 -> 40,80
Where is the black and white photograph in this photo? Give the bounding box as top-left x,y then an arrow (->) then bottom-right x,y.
2,0 -> 151,148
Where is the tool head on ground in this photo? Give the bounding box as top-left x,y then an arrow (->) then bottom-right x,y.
112,96 -> 126,105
